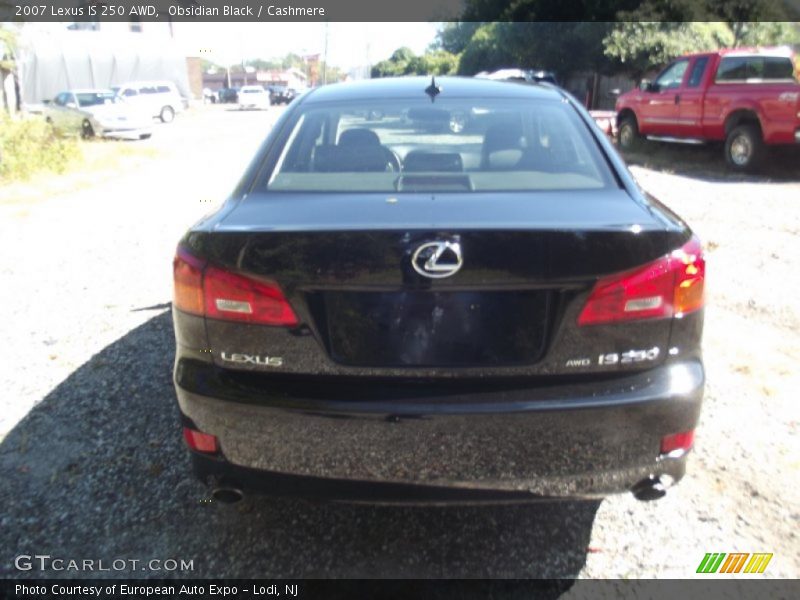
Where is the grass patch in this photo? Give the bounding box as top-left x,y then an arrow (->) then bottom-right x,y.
0,114 -> 81,181
0,124 -> 161,205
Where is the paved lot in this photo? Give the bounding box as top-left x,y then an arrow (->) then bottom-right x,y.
0,105 -> 798,581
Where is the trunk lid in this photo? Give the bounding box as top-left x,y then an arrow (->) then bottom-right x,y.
191,190 -> 685,374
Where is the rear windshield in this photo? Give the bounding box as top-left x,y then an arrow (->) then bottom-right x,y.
715,56 -> 797,82
265,97 -> 615,193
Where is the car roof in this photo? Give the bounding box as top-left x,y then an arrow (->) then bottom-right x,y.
118,81 -> 176,87
68,88 -> 115,94
682,46 -> 794,59
302,76 -> 564,104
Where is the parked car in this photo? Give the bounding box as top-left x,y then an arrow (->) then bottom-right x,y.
202,88 -> 217,104
270,87 -> 298,105
237,85 -> 272,110
43,89 -> 153,140
476,68 -> 559,86
112,80 -> 185,123
217,87 -> 240,104
172,76 -> 705,506
616,47 -> 800,170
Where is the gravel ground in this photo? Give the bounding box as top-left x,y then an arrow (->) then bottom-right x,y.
0,106 -> 798,581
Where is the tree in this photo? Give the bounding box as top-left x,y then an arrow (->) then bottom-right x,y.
603,22 -> 734,78
0,25 -> 17,113
462,0 -> 642,21
603,20 -> 799,78
457,23 -> 515,75
434,22 -> 481,54
371,47 -> 458,78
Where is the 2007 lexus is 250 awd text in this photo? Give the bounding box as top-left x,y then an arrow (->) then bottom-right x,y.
171,77 -> 705,505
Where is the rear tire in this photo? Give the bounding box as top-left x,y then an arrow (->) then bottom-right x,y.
160,106 -> 175,123
724,124 -> 763,172
81,120 -> 95,139
618,116 -> 642,152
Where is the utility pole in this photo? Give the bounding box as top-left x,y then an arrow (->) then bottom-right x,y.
322,22 -> 329,85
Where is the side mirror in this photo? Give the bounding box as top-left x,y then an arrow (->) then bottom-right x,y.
639,79 -> 651,92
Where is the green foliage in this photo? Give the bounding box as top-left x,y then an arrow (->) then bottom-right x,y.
452,0 -> 799,78
728,22 -> 800,46
603,22 -> 734,76
435,23 -> 481,54
371,47 -> 459,78
0,25 -> 16,72
603,21 -> 799,77
0,115 -> 79,181
457,23 -> 515,75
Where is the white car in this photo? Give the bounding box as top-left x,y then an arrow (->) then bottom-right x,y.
112,80 -> 185,123
238,85 -> 271,110
44,89 -> 153,140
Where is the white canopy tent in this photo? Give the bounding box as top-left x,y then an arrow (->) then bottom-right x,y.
17,27 -> 191,107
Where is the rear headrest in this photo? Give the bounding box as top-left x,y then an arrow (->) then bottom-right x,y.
313,144 -> 389,172
482,123 -> 527,169
339,128 -> 381,148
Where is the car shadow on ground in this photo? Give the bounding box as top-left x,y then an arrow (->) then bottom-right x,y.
0,310 -> 599,588
620,141 -> 800,183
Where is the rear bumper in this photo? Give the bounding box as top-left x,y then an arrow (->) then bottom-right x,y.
174,358 -> 704,502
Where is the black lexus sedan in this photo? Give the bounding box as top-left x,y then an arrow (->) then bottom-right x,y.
172,76 -> 705,504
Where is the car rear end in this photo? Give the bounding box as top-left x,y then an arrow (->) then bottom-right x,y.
238,87 -> 270,110
172,78 -> 705,504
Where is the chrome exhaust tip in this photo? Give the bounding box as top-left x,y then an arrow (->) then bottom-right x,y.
211,486 -> 244,504
631,476 -> 668,502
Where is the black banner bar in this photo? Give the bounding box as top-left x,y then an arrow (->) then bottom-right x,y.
3,0 -> 800,22
2,579 -> 800,600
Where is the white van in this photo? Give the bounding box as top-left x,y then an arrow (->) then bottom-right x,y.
112,81 -> 186,123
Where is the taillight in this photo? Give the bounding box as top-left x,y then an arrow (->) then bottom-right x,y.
183,427 -> 219,453
660,430 -> 695,455
172,246 -> 298,326
578,236 -> 705,326
203,265 -> 298,326
173,248 -> 205,315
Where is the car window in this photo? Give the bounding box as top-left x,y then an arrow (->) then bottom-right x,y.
76,92 -> 118,107
265,98 -> 615,193
54,93 -> 69,106
716,56 -> 797,82
687,57 -> 709,88
654,60 -> 689,90
157,85 -> 171,93
121,88 -> 138,97
139,86 -> 159,94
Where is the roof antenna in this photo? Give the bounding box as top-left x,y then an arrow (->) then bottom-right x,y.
425,76 -> 441,102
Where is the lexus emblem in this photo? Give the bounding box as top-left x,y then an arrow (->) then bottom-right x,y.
411,241 -> 463,279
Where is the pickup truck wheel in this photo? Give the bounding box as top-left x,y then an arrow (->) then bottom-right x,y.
725,124 -> 763,171
160,106 -> 175,123
618,117 -> 642,151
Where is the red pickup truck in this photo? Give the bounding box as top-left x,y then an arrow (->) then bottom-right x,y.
615,48 -> 800,170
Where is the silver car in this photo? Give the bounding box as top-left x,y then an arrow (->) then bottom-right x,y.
44,89 -> 153,140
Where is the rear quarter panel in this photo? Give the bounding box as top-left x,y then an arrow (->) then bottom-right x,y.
702,81 -> 800,143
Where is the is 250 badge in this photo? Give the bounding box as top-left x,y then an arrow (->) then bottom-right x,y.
566,346 -> 660,368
